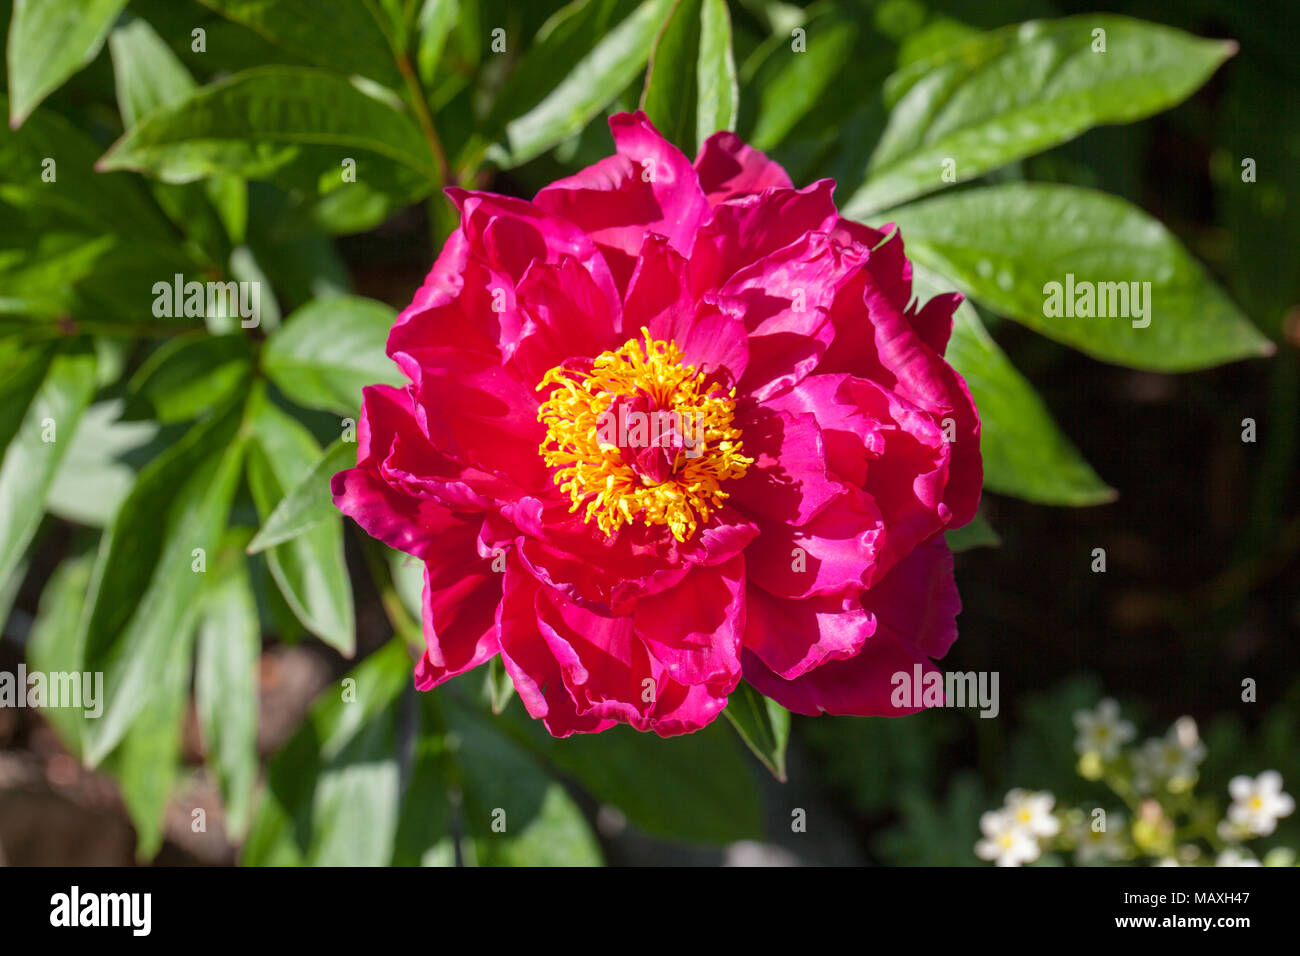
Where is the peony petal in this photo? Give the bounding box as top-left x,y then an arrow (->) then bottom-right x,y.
694,130 -> 793,204
510,256 -> 622,381
331,384 -> 467,558
536,582 -> 653,727
863,538 -> 961,660
496,554 -> 616,736
691,179 -> 837,291
728,405 -> 846,526
624,235 -> 749,385
741,632 -> 940,717
445,187 -> 619,297
719,231 -> 865,402
819,229 -> 982,528
767,373 -> 952,579
401,346 -> 549,490
744,486 -> 884,599
633,555 -> 745,687
535,111 -> 709,292
414,556 -> 501,690
743,587 -> 875,680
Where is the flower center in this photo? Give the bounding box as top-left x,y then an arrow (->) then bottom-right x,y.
536,329 -> 752,542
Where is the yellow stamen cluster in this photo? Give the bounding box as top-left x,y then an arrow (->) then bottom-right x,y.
536,329 -> 752,542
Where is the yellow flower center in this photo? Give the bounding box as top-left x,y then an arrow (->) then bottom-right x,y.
536,329 -> 752,542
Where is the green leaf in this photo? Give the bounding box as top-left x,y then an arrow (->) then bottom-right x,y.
195,533 -> 261,838
945,512 -> 1000,552
0,233 -> 118,318
111,602 -> 195,861
483,0 -> 634,148
642,0 -> 704,154
125,334 -> 253,424
723,680 -> 791,781
888,184 -> 1273,371
514,706 -> 762,844
391,694 -> 454,866
493,0 -> 674,167
198,0 -> 404,89
79,401 -> 248,765
96,67 -> 440,197
109,17 -> 235,263
416,0 -> 459,88
247,402 -> 355,656
247,437 -> 354,556
912,264 -> 1114,506
0,342 -> 52,460
0,347 -> 97,590
695,0 -> 738,146
444,697 -> 602,866
746,13 -> 857,152
108,16 -> 197,128
0,556 -> 25,641
242,638 -> 409,866
226,244 -> 282,332
263,294 -> 401,414
483,655 -> 514,715
24,553 -> 96,757
845,16 -> 1237,217
0,94 -> 171,241
6,0 -> 130,127
46,400 -> 159,527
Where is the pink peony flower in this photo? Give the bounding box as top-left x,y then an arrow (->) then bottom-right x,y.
332,112 -> 981,737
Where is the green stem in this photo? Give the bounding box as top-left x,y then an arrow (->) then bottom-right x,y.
397,51 -> 451,187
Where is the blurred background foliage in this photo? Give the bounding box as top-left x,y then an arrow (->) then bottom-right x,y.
0,0 -> 1296,865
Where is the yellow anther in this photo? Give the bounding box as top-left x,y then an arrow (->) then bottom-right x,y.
536,329 -> 751,542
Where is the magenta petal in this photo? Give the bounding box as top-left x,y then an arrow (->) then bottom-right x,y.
445,187 -> 618,296
401,346 -> 549,490
729,406 -> 845,526
741,632 -> 940,717
638,679 -> 731,736
497,555 -> 616,736
744,539 -> 962,716
331,384 -> 465,558
744,487 -> 884,599
768,373 -> 952,580
633,555 -> 745,687
331,465 -> 461,560
743,587 -> 875,680
535,111 -> 709,292
863,538 -> 961,660
719,231 -> 866,402
625,234 -> 749,384
694,130 -> 793,205
510,256 -> 622,381
820,230 -> 982,529
535,582 -> 653,727
692,179 -> 837,290
414,559 -> 501,690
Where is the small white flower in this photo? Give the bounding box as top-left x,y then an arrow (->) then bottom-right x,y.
1072,812 -> 1127,865
1227,771 -> 1295,837
1216,848 -> 1262,867
1073,698 -> 1135,759
976,810 -> 1040,867
1217,818 -> 1252,844
1002,789 -> 1060,839
1134,717 -> 1205,790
